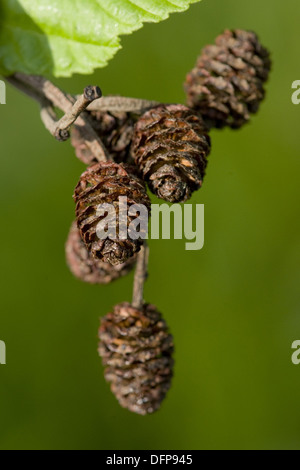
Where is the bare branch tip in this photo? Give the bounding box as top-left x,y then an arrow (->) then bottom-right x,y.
55,128 -> 70,142
84,85 -> 102,102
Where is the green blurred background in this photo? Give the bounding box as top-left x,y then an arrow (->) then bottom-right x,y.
0,0 -> 300,450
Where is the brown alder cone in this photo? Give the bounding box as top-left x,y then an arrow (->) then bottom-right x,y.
65,221 -> 136,284
71,111 -> 135,165
184,29 -> 271,129
131,104 -> 211,203
98,302 -> 174,415
73,162 -> 150,265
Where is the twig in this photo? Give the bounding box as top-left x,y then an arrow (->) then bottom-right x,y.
132,243 -> 149,309
40,104 -> 70,141
51,85 -> 102,141
6,74 -> 70,141
6,73 -> 153,310
14,73 -> 74,112
8,74 -> 110,160
85,95 -> 160,114
6,75 -> 48,106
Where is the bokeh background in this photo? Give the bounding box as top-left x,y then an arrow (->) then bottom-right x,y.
0,0 -> 300,450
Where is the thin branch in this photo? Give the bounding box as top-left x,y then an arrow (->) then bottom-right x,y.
40,104 -> 70,141
132,243 -> 149,309
6,73 -> 153,307
60,86 -> 102,126
14,73 -> 74,112
85,95 -> 160,114
9,74 -> 110,160
52,85 -> 102,141
7,74 -> 160,159
6,75 -> 70,141
10,74 -> 160,115
6,75 -> 49,107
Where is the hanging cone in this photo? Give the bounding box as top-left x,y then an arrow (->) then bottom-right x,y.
73,162 -> 151,265
131,104 -> 211,203
184,29 -> 271,129
99,302 -> 174,415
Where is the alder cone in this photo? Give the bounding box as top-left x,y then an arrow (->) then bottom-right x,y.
131,104 -> 211,203
71,111 -> 135,165
65,222 -> 136,284
73,162 -> 150,265
184,29 -> 271,129
98,302 -> 174,415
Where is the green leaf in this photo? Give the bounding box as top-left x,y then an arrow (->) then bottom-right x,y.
0,0 -> 200,78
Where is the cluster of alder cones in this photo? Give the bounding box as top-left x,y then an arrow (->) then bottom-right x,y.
64,30 -> 271,415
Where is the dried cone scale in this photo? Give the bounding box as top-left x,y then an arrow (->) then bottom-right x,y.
184,29 -> 271,129
74,162 -> 150,265
65,221 -> 136,284
131,104 -> 211,203
71,110 -> 135,165
99,302 -> 174,415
